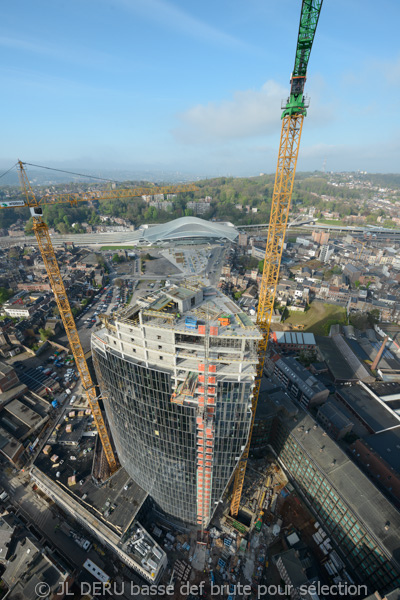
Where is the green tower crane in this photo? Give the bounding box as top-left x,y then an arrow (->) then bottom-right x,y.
230,0 -> 324,517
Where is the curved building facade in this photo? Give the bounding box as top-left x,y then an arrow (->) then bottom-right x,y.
141,217 -> 239,244
92,284 -> 261,526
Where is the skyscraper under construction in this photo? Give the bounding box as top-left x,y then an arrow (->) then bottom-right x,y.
92,283 -> 261,526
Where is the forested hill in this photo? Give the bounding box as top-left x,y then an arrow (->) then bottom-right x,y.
0,171 -> 397,235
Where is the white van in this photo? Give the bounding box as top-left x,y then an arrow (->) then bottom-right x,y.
70,395 -> 77,405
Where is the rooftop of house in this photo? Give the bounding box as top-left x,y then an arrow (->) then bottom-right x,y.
0,360 -> 15,378
317,401 -> 353,431
272,331 -> 316,346
274,548 -> 308,588
0,516 -> 14,562
275,356 -> 328,398
2,536 -> 67,599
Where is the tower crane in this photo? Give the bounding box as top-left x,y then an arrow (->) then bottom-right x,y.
2,161 -> 198,474
230,0 -> 324,516
357,241 -> 366,260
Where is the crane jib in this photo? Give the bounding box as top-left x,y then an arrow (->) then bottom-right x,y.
282,0 -> 323,118
293,0 -> 323,78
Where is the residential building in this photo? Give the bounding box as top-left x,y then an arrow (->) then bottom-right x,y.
251,245 -> 266,260
319,244 -> 334,263
272,356 -> 329,409
316,401 -> 353,440
344,263 -> 363,283
274,549 -> 309,600
270,331 -> 317,352
238,233 -> 248,246
2,536 -> 72,600
312,231 -> 330,245
0,361 -> 19,393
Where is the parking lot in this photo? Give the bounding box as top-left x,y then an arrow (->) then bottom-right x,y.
13,349 -> 80,399
56,281 -> 135,353
16,365 -> 60,395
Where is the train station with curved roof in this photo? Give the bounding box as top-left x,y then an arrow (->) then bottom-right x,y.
141,216 -> 239,244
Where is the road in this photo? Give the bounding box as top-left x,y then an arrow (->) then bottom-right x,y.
206,245 -> 226,285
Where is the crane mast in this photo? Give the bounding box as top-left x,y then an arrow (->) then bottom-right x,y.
15,162 -> 198,475
230,0 -> 323,517
17,161 -> 118,473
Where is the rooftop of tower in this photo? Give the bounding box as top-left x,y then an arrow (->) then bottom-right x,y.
109,282 -> 262,340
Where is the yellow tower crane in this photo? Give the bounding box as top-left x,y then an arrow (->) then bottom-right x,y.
230,0 -> 324,517
6,160 -> 198,474
357,241 -> 366,260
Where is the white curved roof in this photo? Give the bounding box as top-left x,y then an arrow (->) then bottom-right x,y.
142,217 -> 239,243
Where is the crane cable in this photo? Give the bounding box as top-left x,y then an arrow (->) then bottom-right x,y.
21,162 -> 121,183
0,163 -> 17,180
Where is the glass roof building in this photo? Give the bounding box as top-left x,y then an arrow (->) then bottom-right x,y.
92,284 -> 261,527
141,217 -> 239,244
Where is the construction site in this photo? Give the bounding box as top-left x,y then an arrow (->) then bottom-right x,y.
6,1 -> 387,598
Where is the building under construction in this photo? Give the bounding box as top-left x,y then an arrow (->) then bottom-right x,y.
91,283 -> 262,527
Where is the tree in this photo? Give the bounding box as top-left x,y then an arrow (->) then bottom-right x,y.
258,260 -> 265,273
354,280 -> 360,289
112,253 -> 122,263
298,349 -> 317,367
0,288 -> 12,305
368,309 -> 380,326
114,278 -> 124,288
56,222 -> 69,235
8,248 -> 19,260
39,328 -> 53,342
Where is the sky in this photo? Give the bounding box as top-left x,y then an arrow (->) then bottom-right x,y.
2,0 -> 400,178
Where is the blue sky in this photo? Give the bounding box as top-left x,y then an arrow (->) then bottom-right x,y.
2,0 -> 400,177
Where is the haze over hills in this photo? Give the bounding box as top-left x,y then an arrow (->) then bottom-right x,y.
0,165 -> 203,187
1,170 -> 400,237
